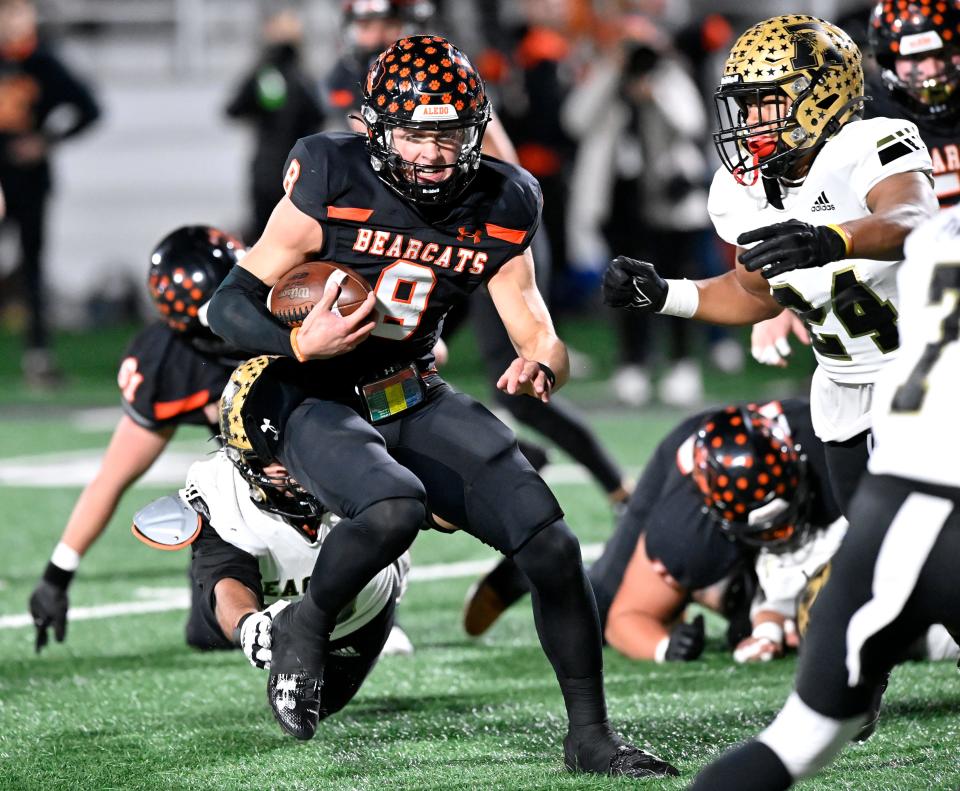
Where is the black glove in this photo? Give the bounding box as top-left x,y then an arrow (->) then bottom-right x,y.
664,614 -> 705,662
29,567 -> 71,654
738,220 -> 848,279
602,256 -> 668,312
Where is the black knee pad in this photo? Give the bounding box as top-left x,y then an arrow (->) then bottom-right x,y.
364,496 -> 425,531
514,520 -> 584,587
359,497 -> 425,554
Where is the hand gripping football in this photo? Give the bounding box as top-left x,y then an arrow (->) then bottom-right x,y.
268,262 -> 372,327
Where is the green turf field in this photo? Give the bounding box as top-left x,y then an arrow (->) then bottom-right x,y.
1,324 -> 958,790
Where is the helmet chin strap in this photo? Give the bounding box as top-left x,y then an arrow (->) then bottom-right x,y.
762,173 -> 785,210
733,154 -> 761,186
733,135 -> 780,187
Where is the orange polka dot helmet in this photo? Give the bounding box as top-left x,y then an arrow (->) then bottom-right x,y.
361,35 -> 491,204
690,404 -> 809,550
868,0 -> 960,122
148,225 -> 245,335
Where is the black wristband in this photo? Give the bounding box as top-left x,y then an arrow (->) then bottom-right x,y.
819,224 -> 849,263
537,362 -> 556,389
232,612 -> 254,645
42,561 -> 74,590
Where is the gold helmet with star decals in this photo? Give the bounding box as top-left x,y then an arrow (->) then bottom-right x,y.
796,561 -> 832,640
219,355 -> 273,459
713,15 -> 865,182
218,355 -> 321,524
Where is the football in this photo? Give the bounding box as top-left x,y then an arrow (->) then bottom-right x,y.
268,261 -> 372,328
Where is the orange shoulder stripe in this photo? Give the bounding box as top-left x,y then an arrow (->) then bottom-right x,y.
153,389 -> 210,420
485,223 -> 528,245
327,206 -> 375,222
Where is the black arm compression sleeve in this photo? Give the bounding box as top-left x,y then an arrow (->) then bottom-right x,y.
207,266 -> 297,357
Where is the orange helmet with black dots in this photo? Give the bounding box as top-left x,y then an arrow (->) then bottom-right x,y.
690,403 -> 809,550
868,0 -> 960,122
360,36 -> 490,204
148,225 -> 245,335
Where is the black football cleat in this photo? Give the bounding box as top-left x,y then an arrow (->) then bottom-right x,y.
268,672 -> 322,741
563,723 -> 679,779
852,672 -> 889,743
267,602 -> 326,740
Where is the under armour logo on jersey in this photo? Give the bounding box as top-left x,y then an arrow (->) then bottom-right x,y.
260,418 -> 279,437
457,226 -> 483,244
810,191 -> 836,212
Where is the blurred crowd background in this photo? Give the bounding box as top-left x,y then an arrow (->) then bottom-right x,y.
0,0 -> 882,400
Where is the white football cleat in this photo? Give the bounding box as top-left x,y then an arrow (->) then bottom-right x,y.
382,624 -> 414,656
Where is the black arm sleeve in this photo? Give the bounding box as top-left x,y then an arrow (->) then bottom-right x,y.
191,522 -> 265,609
207,266 -> 297,357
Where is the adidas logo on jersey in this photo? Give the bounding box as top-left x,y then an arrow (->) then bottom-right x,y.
810,191 -> 836,212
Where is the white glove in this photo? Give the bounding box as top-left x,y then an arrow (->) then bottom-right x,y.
733,621 -> 785,663
750,312 -> 811,368
238,599 -> 290,670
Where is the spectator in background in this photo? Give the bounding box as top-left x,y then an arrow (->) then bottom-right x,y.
0,0 -> 100,388
225,9 -> 324,241
563,14 -> 712,406
495,0 -> 579,301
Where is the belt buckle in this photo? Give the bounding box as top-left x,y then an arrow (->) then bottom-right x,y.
358,363 -> 426,423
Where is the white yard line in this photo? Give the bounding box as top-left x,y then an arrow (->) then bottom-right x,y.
0,543 -> 604,630
0,448 -> 610,487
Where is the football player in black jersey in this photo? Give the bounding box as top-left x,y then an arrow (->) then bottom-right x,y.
207,36 -> 677,778
464,399 -> 841,663
867,0 -> 960,207
325,2 -> 633,512
28,226 -> 246,653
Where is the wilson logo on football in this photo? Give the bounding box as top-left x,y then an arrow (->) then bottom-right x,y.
278,286 -> 310,299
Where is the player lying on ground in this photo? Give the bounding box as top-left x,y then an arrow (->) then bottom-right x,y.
206,35 -> 677,777
28,226 -> 246,653
689,204 -> 960,791
602,14 -> 938,516
132,356 -> 409,728
467,398 -> 848,664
